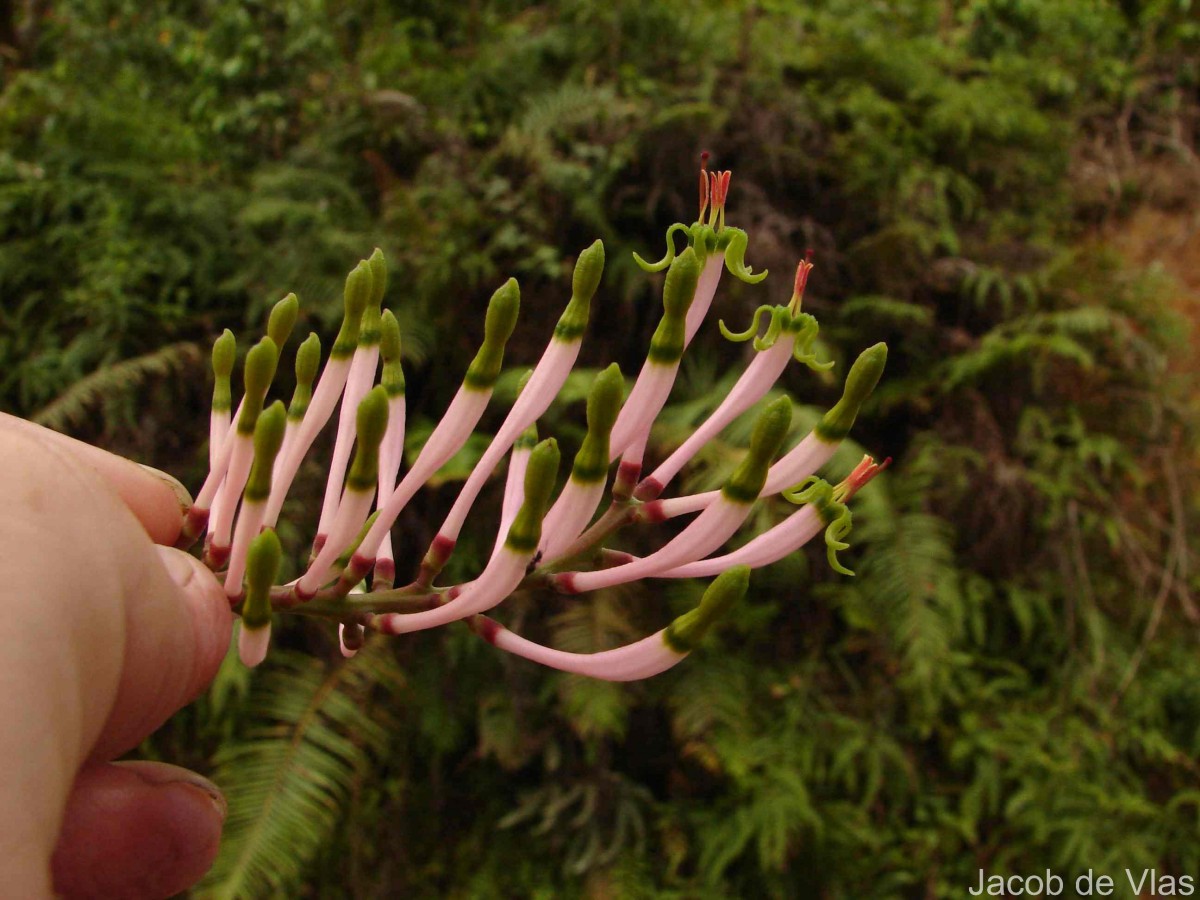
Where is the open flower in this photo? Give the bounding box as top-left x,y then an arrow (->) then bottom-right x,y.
178,158 -> 889,673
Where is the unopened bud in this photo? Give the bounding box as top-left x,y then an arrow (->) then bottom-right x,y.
346,386 -> 390,491
817,342 -> 887,441
723,397 -> 792,502
236,337 -> 280,435
332,262 -> 373,358
572,363 -> 624,483
242,528 -> 282,629
244,401 -> 287,501
648,248 -> 701,363
367,248 -> 388,307
664,565 -> 749,652
211,329 -> 236,412
465,278 -> 520,388
556,241 -> 604,340
267,293 -> 299,348
380,310 -> 405,396
506,438 -> 560,552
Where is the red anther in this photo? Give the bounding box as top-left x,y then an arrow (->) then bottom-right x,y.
841,454 -> 890,500
805,248 -> 814,263
793,258 -> 815,298
698,151 -> 712,219
700,150 -> 710,167
713,170 -> 732,209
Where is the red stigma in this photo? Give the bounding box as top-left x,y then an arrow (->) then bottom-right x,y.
842,455 -> 890,500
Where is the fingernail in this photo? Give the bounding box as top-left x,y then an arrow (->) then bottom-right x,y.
113,760 -> 227,821
157,545 -> 204,591
139,463 -> 194,514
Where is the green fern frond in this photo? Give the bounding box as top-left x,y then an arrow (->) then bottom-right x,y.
195,642 -> 404,900
31,341 -> 203,432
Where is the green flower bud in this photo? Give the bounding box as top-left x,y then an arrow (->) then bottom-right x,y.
358,302 -> 383,348
571,363 -> 624,483
267,293 -> 299,349
211,329 -> 236,412
380,310 -> 405,396
289,333 -> 321,420
664,565 -> 750,652
332,262 -> 373,358
506,438 -> 560,552
367,248 -> 388,307
648,248 -> 701,364
816,342 -> 887,441
236,337 -> 280,435
346,386 -> 390,491
555,241 -> 604,341
242,528 -> 282,629
465,278 -> 520,389
244,401 -> 288,502
722,396 -> 793,503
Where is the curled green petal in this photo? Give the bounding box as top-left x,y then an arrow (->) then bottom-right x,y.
243,528 -> 282,628
781,475 -> 828,506
664,565 -> 750,653
718,304 -> 773,343
633,222 -> 690,272
790,315 -> 835,372
506,438 -> 560,552
753,308 -> 785,352
824,505 -> 855,576
267,293 -> 299,348
722,228 -> 767,284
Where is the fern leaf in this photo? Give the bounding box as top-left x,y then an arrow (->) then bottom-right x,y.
31,341 -> 203,432
195,643 -> 403,900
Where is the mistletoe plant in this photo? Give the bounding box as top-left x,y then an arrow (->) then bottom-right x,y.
178,158 -> 889,676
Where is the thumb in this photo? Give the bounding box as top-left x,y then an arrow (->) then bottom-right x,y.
50,761 -> 225,900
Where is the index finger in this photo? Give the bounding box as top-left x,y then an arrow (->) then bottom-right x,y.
0,414 -> 191,546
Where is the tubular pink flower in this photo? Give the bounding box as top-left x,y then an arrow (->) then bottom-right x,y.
375,547 -> 528,634
478,617 -> 689,681
659,505 -> 824,577
538,479 -> 607,562
315,341 -> 380,543
238,622 -> 271,668
642,431 -> 838,521
608,365 -> 678,462
489,437 -> 532,563
477,564 -> 748,680
354,384 -> 492,570
683,253 -> 724,346
555,495 -> 751,593
299,489 -> 377,594
434,338 -> 580,547
638,338 -> 794,500
263,355 -> 352,527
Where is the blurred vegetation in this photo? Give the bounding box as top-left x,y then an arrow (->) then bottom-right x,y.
2,0 -> 1199,896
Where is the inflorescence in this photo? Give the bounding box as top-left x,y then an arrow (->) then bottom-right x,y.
178,158 -> 890,678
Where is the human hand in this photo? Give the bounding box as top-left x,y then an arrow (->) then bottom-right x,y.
0,414 -> 233,898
